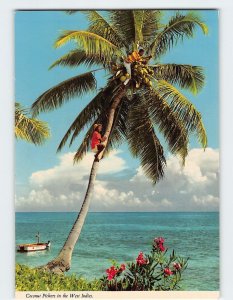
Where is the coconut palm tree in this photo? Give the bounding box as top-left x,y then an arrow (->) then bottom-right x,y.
32,10 -> 208,273
15,102 -> 50,144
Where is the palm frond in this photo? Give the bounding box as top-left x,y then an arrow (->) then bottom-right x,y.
54,30 -> 122,61
73,125 -> 94,163
126,95 -> 166,183
150,12 -> 208,58
132,10 -> 145,44
49,49 -> 112,70
74,92 -> 125,163
153,63 -> 205,95
110,10 -> 144,50
57,88 -> 107,152
84,11 -> 126,49
141,10 -> 162,45
156,80 -> 207,148
143,89 -> 189,162
73,93 -> 129,162
32,71 -> 97,116
15,102 -> 50,145
57,81 -> 121,152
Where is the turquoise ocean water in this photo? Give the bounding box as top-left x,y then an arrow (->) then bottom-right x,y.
16,212 -> 219,291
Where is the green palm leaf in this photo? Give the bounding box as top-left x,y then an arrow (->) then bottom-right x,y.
143,89 -> 189,161
73,95 -> 130,163
126,95 -> 166,183
110,10 -> 144,49
141,10 -> 162,45
150,12 -> 208,58
57,88 -> 107,152
32,71 -> 97,116
57,81 -> 121,152
49,49 -> 112,70
54,30 -> 122,61
153,63 -> 205,95
84,11 -> 126,49
73,125 -> 94,163
156,80 -> 207,148
73,95 -> 129,162
15,102 -> 50,145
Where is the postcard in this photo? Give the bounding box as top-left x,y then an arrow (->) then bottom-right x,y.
14,9 -> 219,299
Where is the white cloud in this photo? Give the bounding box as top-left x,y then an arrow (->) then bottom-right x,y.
30,150 -> 126,186
16,148 -> 219,212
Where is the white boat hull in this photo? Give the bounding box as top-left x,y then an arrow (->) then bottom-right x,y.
17,242 -> 51,252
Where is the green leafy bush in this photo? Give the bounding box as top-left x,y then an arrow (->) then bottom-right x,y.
15,264 -> 101,291
100,237 -> 188,291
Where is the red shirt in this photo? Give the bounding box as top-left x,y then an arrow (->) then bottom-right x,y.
91,131 -> 101,149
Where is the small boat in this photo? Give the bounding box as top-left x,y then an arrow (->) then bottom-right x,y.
17,232 -> 51,252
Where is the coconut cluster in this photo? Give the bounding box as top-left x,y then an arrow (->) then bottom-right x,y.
112,62 -> 154,89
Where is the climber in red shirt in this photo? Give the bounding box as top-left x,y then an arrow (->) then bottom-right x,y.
91,124 -> 107,161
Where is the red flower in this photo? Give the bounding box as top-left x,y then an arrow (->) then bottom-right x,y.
119,264 -> 126,272
173,262 -> 181,271
136,252 -> 148,265
158,243 -> 166,252
154,237 -> 166,252
106,266 -> 118,280
164,268 -> 173,276
154,237 -> 165,244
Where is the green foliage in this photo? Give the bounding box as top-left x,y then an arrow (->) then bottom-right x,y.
54,30 -> 122,62
32,72 -> 97,116
57,81 -> 121,153
15,264 -> 101,291
143,89 -> 189,163
84,11 -> 126,49
126,93 -> 166,183
150,12 -> 208,58
15,102 -> 50,145
100,237 -> 188,291
156,80 -> 207,149
153,64 -> 205,95
49,49 -> 112,70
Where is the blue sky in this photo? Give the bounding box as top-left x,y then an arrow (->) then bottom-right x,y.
15,10 -> 219,212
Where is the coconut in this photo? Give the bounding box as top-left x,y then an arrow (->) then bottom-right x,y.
120,76 -> 126,82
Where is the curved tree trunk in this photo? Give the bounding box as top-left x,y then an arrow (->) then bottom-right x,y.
42,85 -> 126,273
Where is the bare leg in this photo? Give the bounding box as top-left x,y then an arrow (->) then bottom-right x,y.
94,144 -> 105,162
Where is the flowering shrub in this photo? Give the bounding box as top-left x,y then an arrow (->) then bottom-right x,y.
101,237 -> 188,291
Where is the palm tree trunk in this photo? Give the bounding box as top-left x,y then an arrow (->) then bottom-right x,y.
43,85 -> 126,273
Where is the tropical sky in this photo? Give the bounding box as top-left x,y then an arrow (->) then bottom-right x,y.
15,10 -> 219,212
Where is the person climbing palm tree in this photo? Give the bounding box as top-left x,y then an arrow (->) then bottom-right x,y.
91,123 -> 107,161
